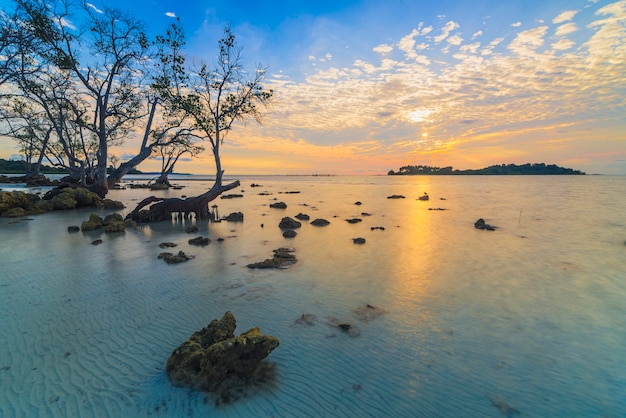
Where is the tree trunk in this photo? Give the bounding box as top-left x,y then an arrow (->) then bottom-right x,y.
129,177 -> 240,222
107,144 -> 154,188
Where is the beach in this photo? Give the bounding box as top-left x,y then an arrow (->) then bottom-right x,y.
1,174 -> 625,417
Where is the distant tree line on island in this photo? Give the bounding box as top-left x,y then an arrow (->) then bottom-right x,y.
0,158 -> 142,175
388,163 -> 585,175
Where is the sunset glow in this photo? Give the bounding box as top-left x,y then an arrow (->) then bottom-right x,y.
0,0 -> 624,174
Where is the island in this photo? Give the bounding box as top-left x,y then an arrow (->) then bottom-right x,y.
388,163 -> 585,175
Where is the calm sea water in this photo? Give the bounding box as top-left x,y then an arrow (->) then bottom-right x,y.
1,175 -> 625,417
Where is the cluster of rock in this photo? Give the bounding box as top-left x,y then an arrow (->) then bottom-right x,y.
166,311 -> 280,392
0,187 -> 123,217
158,251 -> 194,264
474,218 -> 497,231
70,212 -> 134,233
247,247 -> 297,269
0,174 -> 58,187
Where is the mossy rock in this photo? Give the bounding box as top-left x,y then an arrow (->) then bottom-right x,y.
0,191 -> 30,212
50,192 -> 78,210
103,199 -> 125,209
103,213 -> 124,225
104,221 -> 125,233
149,183 -> 169,190
2,207 -> 27,217
81,213 -> 103,231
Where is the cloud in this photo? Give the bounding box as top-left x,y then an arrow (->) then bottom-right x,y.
472,30 -> 483,39
165,12 -> 177,18
434,21 -> 460,43
552,38 -> 575,50
555,22 -> 578,36
507,26 -> 548,56
373,44 -> 393,54
86,3 -> 103,14
447,34 -> 464,45
553,10 -> 579,24
511,22 -> 522,27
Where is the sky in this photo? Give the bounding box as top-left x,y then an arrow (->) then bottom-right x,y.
1,0 -> 625,175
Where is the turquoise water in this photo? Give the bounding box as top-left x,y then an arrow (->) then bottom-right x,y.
1,175 -> 625,417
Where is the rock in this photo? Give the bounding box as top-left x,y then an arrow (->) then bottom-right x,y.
279,217 -> 301,229
475,218 -> 496,230
371,226 -> 385,231
68,225 -> 80,233
486,393 -> 520,416
221,194 -> 244,199
189,236 -> 211,246
247,247 -> 297,269
149,183 -> 169,190
2,207 -> 27,217
354,201 -> 362,205
310,218 -> 330,226
283,229 -> 297,238
346,218 -> 362,224
124,218 -> 137,228
352,237 -> 366,244
103,199 -> 125,209
417,193 -> 429,201
91,239 -> 103,245
158,251 -> 194,264
361,212 -> 372,216
103,213 -> 125,233
270,202 -> 287,209
294,313 -> 316,326
222,212 -> 244,222
295,213 -> 310,221
327,317 -> 360,337
166,311 -> 280,392
81,214 -> 103,231
185,226 -> 199,233
353,304 -> 387,322
428,208 -> 447,211
159,242 -> 178,248
104,221 -> 125,233
250,183 -> 262,187
387,195 -> 405,199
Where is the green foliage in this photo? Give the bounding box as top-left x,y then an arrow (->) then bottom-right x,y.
389,163 -> 585,175
0,158 -> 67,174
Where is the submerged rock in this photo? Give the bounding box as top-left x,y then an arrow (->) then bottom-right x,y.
294,313 -> 316,326
327,317 -> 360,337
81,214 -> 103,231
282,229 -> 297,238
387,195 -> 405,199
188,236 -> 211,246
352,237 -> 366,244
311,218 -> 330,226
103,213 -> 125,233
270,201 -> 287,209
166,311 -> 279,392
353,304 -> 387,322
158,251 -> 194,264
346,218 -> 362,224
222,212 -> 244,222
295,213 -> 310,221
475,218 -> 497,231
279,217 -> 301,229
247,247 -> 297,269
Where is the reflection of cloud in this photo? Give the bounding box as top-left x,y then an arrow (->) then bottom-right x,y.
165,12 -> 177,18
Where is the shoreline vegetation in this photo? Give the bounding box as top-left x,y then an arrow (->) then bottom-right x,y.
388,163 -> 585,175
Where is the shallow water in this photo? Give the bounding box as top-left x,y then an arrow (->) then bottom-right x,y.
1,175 -> 625,417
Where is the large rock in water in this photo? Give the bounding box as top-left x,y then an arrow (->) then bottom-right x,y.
166,311 -> 280,392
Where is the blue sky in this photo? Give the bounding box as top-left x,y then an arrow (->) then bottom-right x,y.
1,0 -> 625,174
